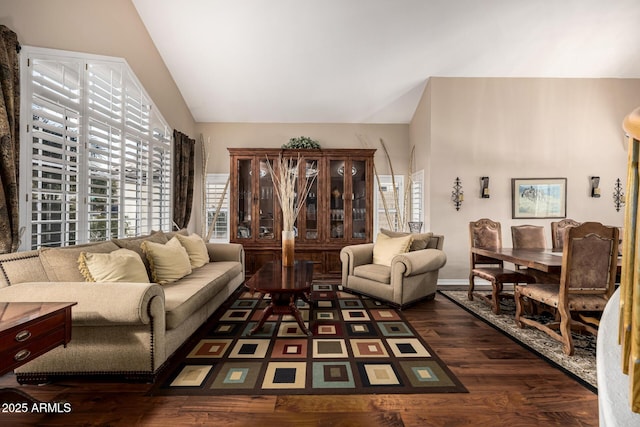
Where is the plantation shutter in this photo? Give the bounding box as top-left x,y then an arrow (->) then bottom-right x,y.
150,120 -> 172,232
411,170 -> 424,223
29,58 -> 82,248
205,174 -> 230,241
21,47 -> 173,250
86,62 -> 123,241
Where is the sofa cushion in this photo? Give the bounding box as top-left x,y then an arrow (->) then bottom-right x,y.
141,237 -> 192,284
353,264 -> 391,284
40,241 -> 120,282
175,233 -> 210,268
162,262 -> 241,329
380,228 -> 433,251
112,231 -> 169,275
78,248 -> 150,283
373,233 -> 413,266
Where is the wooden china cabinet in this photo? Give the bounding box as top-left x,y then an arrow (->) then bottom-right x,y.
228,148 -> 375,277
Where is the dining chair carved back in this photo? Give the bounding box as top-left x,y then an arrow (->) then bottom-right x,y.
469,218 -> 536,314
514,222 -> 619,355
550,219 -> 581,250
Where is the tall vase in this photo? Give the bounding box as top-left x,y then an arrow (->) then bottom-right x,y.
282,230 -> 295,267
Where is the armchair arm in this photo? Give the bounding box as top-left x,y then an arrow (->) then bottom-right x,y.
0,281 -> 165,326
391,249 -> 447,277
206,243 -> 245,263
341,244 -> 374,269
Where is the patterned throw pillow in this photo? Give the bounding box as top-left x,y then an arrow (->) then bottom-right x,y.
78,248 -> 150,283
141,237 -> 192,284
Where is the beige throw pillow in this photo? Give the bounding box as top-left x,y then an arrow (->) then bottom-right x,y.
78,248 -> 150,283
380,228 -> 433,251
372,233 -> 413,266
141,237 -> 192,284
175,233 -> 209,268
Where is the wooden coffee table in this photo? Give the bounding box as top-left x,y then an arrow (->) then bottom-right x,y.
244,260 -> 314,336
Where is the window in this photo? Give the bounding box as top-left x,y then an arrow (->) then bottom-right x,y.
20,47 -> 172,250
411,170 -> 424,223
374,175 -> 404,234
204,174 -> 230,242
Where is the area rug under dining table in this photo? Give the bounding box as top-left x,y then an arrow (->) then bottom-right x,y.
149,283 -> 466,396
439,290 -> 597,391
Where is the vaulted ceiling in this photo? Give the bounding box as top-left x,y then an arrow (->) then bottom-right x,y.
132,0 -> 640,124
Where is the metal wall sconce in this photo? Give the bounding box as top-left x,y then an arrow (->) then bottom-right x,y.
590,176 -> 601,197
451,177 -> 464,210
480,176 -> 490,198
613,178 -> 625,212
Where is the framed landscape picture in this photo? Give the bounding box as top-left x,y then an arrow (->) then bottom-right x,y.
512,178 -> 567,219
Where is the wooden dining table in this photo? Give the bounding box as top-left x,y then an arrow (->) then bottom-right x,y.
471,247 -> 622,277
471,247 -> 563,273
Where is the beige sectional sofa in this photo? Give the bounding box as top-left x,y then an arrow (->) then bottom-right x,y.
0,231 -> 244,383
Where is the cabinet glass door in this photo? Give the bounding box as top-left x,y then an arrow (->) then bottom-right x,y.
258,158 -> 276,240
329,160 -> 346,240
301,159 -> 319,241
351,160 -> 367,239
236,158 -> 252,239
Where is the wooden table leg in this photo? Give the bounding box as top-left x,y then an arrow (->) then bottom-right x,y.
249,303 -> 274,335
289,297 -> 312,336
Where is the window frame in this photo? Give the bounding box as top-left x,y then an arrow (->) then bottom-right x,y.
411,169 -> 424,224
373,174 -> 405,237
204,173 -> 230,242
19,46 -> 172,251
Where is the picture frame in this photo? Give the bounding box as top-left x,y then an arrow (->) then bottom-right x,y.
511,178 -> 567,219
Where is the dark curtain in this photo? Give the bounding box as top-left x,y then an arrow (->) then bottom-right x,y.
173,130 -> 195,230
0,26 -> 20,254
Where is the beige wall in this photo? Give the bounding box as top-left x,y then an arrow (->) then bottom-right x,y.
197,123 -> 409,174
0,0 -> 195,135
409,78 -> 433,229
416,77 -> 640,281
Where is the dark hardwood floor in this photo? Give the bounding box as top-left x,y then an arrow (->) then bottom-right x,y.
0,292 -> 598,427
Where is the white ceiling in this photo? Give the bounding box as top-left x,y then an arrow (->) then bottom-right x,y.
132,0 -> 640,124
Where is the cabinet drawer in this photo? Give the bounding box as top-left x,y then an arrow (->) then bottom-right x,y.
0,326 -> 66,372
0,311 -> 66,350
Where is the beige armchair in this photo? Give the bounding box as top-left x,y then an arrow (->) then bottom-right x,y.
340,232 -> 447,309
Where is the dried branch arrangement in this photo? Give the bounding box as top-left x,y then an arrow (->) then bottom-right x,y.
359,136 -> 415,232
265,154 -> 317,232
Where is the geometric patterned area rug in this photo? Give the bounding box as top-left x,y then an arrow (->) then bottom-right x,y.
440,290 -> 597,391
149,284 -> 467,396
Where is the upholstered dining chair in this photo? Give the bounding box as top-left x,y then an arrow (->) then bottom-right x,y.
514,222 -> 619,356
511,225 -> 549,285
550,219 -> 581,250
511,225 -> 546,249
469,219 -> 536,314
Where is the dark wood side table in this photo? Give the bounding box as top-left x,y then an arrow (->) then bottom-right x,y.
0,302 -> 76,402
244,260 -> 314,336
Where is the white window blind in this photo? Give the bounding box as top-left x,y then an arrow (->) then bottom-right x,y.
21,47 -> 172,250
205,174 -> 230,242
29,59 -> 82,248
411,170 -> 424,223
374,175 -> 404,234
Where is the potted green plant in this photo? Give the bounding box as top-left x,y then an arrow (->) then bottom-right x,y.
282,136 -> 321,149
